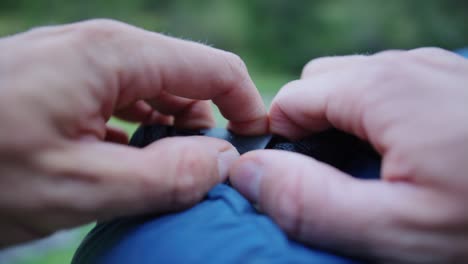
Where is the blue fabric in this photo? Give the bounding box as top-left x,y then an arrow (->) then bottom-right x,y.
73,166 -> 380,264
74,198 -> 370,264
74,184 -> 360,264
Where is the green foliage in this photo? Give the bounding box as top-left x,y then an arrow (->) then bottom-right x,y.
0,0 -> 466,75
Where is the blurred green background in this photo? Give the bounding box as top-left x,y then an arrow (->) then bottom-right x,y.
1,0 -> 467,96
0,0 -> 466,263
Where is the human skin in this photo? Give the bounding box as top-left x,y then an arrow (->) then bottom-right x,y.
230,48 -> 468,263
0,19 -> 268,247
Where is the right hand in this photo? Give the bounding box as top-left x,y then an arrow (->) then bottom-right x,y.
229,48 -> 468,263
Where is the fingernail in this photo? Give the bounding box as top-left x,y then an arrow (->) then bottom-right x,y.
230,161 -> 263,202
217,148 -> 240,181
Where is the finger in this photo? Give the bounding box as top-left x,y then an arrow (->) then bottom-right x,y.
173,100 -> 215,129
270,56 -> 379,143
146,91 -> 215,129
36,136 -> 239,228
269,77 -> 336,140
229,150 -> 425,261
104,125 -> 128,144
114,100 -> 173,125
64,19 -> 268,134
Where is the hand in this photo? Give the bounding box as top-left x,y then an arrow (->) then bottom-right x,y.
0,19 -> 268,247
229,48 -> 468,263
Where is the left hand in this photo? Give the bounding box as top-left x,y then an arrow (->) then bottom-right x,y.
0,19 -> 268,247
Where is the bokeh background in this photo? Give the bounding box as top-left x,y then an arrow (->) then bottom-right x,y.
0,1 -> 466,263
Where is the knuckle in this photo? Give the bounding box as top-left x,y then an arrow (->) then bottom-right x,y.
70,19 -> 127,43
301,55 -> 368,78
301,56 -> 334,77
224,51 -> 248,74
372,50 -> 403,65
382,149 -> 417,182
220,51 -> 250,90
172,173 -> 201,208
368,55 -> 403,83
406,47 -> 464,69
366,52 -> 422,96
25,25 -> 58,36
272,174 -> 304,237
408,47 -> 450,57
373,49 -> 404,58
370,56 -> 404,80
170,144 -> 207,207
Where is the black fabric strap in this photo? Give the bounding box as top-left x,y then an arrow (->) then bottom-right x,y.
130,125 -> 381,179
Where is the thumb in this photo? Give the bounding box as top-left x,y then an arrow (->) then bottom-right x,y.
229,150 -> 410,259
37,136 -> 238,226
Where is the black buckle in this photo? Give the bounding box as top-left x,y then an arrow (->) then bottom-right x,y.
129,125 -> 381,179
129,125 -> 272,154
